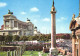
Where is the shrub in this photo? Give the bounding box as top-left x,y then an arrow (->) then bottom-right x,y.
13,35 -> 20,41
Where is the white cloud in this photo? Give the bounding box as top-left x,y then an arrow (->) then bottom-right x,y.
30,7 -> 39,12
21,12 -> 26,15
0,2 -> 7,7
56,17 -> 67,22
43,18 -> 50,22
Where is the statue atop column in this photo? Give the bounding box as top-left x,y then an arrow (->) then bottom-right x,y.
8,10 -> 13,14
27,18 -> 30,21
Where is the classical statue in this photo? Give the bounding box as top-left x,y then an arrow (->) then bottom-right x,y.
27,18 -> 30,21
8,10 -> 13,14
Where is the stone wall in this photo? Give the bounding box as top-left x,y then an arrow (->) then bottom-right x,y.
1,46 -> 17,51
26,45 -> 43,51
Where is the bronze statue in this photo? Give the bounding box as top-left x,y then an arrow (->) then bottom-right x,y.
27,18 -> 30,21
8,10 -> 13,14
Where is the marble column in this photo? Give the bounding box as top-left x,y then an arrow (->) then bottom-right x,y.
9,20 -> 11,29
14,50 -> 16,56
13,20 -> 14,28
51,13 -> 56,48
16,50 -> 18,56
78,37 -> 80,56
7,51 -> 10,56
20,47 -> 22,56
4,20 -> 6,29
17,22 -> 18,29
72,38 -> 76,56
11,51 -> 13,56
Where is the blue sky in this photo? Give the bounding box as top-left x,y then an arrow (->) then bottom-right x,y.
0,0 -> 79,34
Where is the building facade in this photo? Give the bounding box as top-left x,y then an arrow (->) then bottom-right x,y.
0,10 -> 36,36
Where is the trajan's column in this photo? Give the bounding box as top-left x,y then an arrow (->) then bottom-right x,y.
50,0 -> 58,55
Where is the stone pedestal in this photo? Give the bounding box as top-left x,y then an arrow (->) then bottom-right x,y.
50,48 -> 58,55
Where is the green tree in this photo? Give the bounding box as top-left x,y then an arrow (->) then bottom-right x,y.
5,35 -> 13,43
61,35 -> 66,39
20,36 -> 28,41
39,34 -> 46,41
0,35 -> 5,41
13,35 -> 20,41
0,35 -> 5,45
28,36 -> 33,41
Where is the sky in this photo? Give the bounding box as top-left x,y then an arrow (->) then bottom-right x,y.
0,0 -> 79,34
